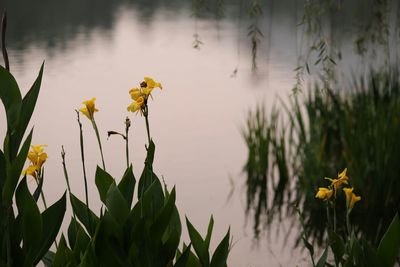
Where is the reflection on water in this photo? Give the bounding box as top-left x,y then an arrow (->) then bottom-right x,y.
0,1 -> 383,266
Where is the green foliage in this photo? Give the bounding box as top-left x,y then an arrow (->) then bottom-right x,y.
0,64 -> 66,266
243,70 -> 400,247
50,141 -> 230,266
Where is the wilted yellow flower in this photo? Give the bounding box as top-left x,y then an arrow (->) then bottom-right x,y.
343,187 -> 361,210
315,187 -> 333,200
79,98 -> 99,120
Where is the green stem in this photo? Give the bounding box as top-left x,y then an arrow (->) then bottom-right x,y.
61,146 -> 77,221
92,118 -> 106,171
76,111 -> 92,234
333,199 -> 337,233
144,105 -> 151,145
346,211 -> 351,238
6,207 -> 12,267
125,117 -> 130,168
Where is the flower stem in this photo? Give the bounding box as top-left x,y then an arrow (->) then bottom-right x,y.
76,111 -> 92,232
144,105 -> 151,146
92,118 -> 106,171
125,117 -> 131,168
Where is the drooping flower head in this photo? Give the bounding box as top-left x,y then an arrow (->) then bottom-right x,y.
79,98 -> 99,120
127,77 -> 162,115
315,187 -> 333,201
343,187 -> 361,211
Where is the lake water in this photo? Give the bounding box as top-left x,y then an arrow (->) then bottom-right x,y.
0,0 -> 381,266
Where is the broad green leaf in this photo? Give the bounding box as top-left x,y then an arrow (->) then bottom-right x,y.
0,65 -> 22,132
150,187 -> 176,241
204,216 -> 214,250
33,192 -> 66,265
95,166 -> 114,204
330,231 -> 345,265
361,238 -> 380,267
70,193 -> 99,236
185,250 -> 203,267
72,225 -> 91,262
32,173 -> 44,202
106,183 -> 130,223
42,250 -> 55,267
137,140 -> 156,199
53,235 -> 73,267
315,247 -> 328,267
140,179 -> 164,221
174,244 -> 192,267
210,228 -> 230,267
67,217 -> 79,250
377,214 -> 400,267
0,149 -> 5,193
186,217 -> 209,267
160,227 -> 180,266
118,165 -> 136,208
15,177 -> 42,263
17,63 -> 44,145
3,130 -> 32,206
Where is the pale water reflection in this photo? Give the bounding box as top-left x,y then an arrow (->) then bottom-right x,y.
2,3 -> 308,267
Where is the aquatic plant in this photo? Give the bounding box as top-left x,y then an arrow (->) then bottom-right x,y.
243,69 -> 400,247
300,168 -> 399,267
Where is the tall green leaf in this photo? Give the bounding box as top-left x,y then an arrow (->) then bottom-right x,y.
2,130 -> 32,206
377,214 -> 400,267
186,217 -> 209,267
106,183 -> 130,223
95,166 -> 114,204
118,165 -> 136,208
70,193 -> 99,236
17,63 -> 44,146
15,177 -> 42,263
210,228 -> 230,267
33,192 -> 66,265
0,65 -> 22,134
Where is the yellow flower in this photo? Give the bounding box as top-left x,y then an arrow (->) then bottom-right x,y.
129,88 -> 142,101
325,168 -> 349,193
343,187 -> 361,210
79,98 -> 99,120
127,96 -> 145,113
127,77 -> 163,114
22,165 -> 39,178
23,144 -> 48,179
144,76 -> 162,90
315,187 -> 333,200
27,144 -> 48,168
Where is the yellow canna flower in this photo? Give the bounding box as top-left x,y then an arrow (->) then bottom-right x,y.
22,165 -> 39,178
144,76 -> 162,90
343,187 -> 361,210
325,168 -> 349,193
127,77 -> 163,114
315,187 -> 333,200
23,144 -> 48,180
27,144 -> 48,168
127,96 -> 145,113
129,88 -> 142,101
79,98 -> 99,120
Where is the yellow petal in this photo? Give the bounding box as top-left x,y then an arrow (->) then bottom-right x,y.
129,88 -> 142,100
80,98 -> 98,120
